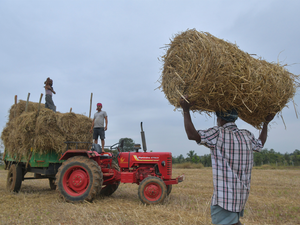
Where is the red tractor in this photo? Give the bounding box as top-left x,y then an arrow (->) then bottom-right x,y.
55,122 -> 184,204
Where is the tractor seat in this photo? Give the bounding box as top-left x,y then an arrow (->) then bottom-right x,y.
91,143 -> 102,154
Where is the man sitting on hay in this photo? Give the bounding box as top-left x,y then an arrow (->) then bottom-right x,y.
180,97 -> 274,225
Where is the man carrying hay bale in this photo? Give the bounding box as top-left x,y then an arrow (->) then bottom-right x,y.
44,77 -> 56,112
90,103 -> 108,152
180,96 -> 274,225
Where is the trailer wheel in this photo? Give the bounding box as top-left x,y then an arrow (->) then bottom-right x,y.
56,156 -> 103,202
6,164 -> 23,193
138,176 -> 167,205
100,161 -> 120,196
49,178 -> 56,190
166,185 -> 172,196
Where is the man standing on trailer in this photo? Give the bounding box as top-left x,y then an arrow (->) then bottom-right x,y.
90,103 -> 108,153
180,96 -> 274,225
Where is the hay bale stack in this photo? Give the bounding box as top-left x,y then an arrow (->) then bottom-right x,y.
8,100 -> 44,122
159,29 -> 299,128
1,101 -> 93,158
33,109 -> 66,155
56,112 -> 92,150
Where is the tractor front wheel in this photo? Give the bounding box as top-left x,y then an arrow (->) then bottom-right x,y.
166,185 -> 172,195
55,156 -> 103,202
138,176 -> 167,205
6,164 -> 23,193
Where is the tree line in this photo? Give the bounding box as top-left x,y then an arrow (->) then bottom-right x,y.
172,149 -> 300,167
1,136 -> 299,167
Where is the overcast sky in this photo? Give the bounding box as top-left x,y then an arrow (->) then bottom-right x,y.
0,0 -> 299,157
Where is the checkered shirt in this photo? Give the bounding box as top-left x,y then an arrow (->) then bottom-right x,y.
198,122 -> 262,212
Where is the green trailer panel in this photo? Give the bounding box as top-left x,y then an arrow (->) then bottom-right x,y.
4,150 -> 64,167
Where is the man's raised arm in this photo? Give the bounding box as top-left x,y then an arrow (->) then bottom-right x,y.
180,97 -> 201,143
258,114 -> 275,146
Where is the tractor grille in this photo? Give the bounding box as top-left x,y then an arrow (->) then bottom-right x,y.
167,156 -> 172,176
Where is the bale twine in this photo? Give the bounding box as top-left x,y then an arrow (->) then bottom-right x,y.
159,29 -> 299,128
1,101 -> 93,158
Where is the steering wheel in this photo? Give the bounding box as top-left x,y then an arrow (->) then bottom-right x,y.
110,143 -> 119,151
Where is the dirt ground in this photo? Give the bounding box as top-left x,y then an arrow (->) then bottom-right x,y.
0,168 -> 299,225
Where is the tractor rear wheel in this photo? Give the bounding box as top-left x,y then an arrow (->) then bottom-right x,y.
55,156 -> 103,202
6,164 -> 23,193
100,161 -> 120,196
138,176 -> 167,205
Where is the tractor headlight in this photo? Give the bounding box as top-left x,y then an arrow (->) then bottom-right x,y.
161,161 -> 166,167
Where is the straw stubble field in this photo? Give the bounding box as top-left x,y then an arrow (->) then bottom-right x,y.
0,168 -> 299,225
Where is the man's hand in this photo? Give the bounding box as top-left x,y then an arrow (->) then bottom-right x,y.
179,96 -> 191,112
265,113 -> 275,124
89,128 -> 93,133
259,113 -> 276,146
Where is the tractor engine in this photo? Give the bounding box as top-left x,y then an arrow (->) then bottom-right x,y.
118,151 -> 172,183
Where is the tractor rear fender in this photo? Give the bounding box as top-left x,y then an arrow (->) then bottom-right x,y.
59,150 -> 100,161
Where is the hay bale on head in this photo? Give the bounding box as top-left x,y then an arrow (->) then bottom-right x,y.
159,29 -> 299,128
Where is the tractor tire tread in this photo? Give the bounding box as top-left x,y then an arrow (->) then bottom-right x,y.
138,176 -> 167,205
55,156 -> 103,202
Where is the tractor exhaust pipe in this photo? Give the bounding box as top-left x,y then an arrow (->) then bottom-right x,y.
140,122 -> 147,152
